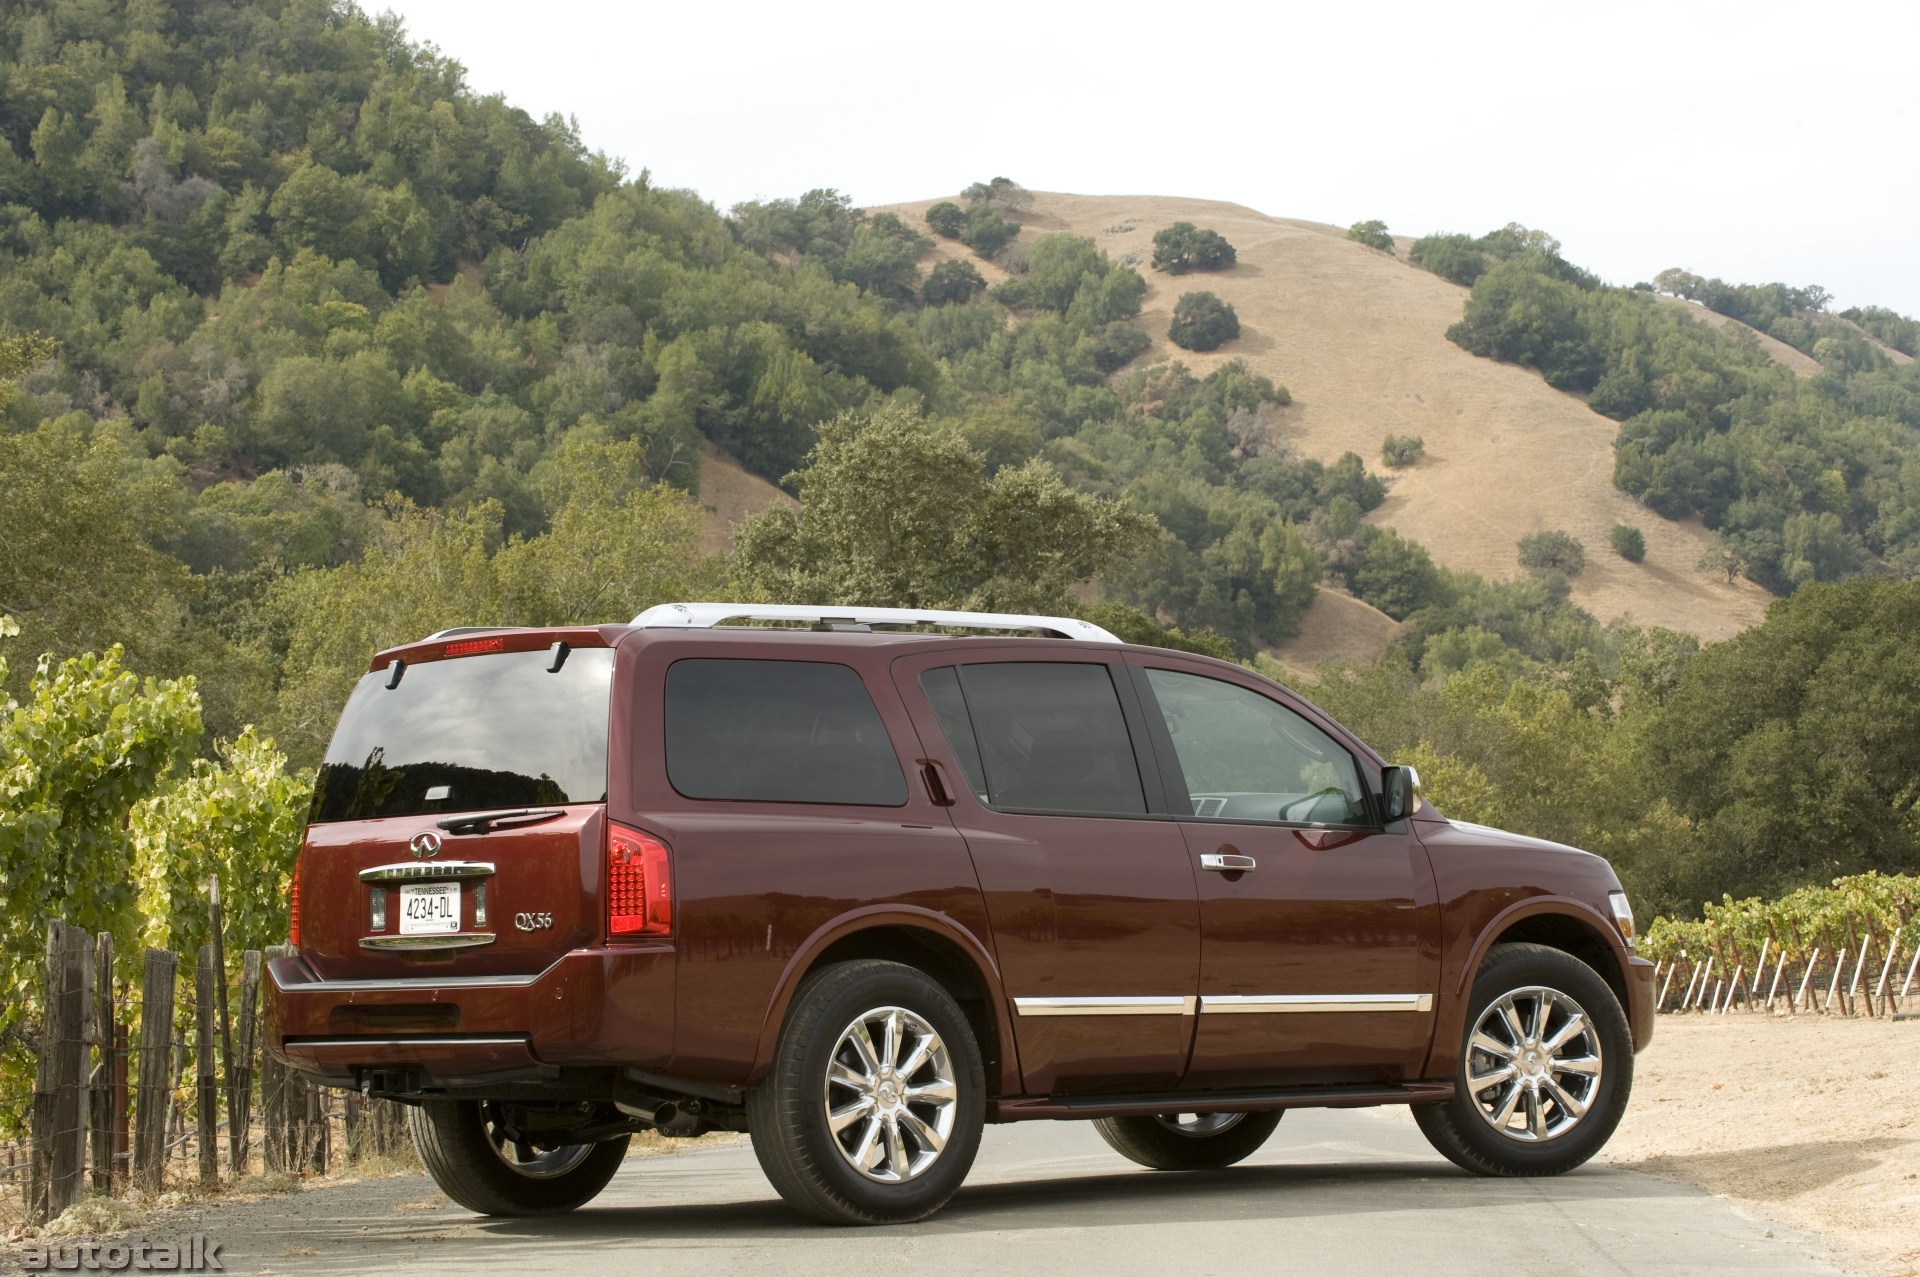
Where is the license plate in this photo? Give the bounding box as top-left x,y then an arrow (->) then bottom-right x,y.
398,882 -> 461,935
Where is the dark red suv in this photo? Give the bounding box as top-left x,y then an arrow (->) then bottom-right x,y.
265,603 -> 1652,1224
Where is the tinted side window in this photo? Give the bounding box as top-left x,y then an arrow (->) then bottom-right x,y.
1144,668 -> 1366,825
918,667 -> 989,802
665,659 -> 906,806
954,663 -> 1145,816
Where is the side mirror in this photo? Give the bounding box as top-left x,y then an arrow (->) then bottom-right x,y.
1382,765 -> 1423,821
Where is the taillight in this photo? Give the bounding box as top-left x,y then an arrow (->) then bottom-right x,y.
288,854 -> 303,946
608,822 -> 672,937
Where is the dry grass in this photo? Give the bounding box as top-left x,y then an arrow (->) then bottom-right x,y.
1609,1015 -> 1920,1275
883,192 -> 1775,645
695,440 -> 793,556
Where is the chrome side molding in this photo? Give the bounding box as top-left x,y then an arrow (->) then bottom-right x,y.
1014,996 -> 1198,1017
359,861 -> 496,883
1202,993 -> 1434,1014
358,933 -> 496,952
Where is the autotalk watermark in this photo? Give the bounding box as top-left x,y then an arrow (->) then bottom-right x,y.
19,1234 -> 225,1271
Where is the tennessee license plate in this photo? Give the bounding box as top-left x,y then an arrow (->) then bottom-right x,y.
398,882 -> 461,935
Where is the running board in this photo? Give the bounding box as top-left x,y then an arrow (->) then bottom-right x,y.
991,1080 -> 1453,1122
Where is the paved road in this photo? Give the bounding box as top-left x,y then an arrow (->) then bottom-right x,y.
157,1108 -> 1848,1277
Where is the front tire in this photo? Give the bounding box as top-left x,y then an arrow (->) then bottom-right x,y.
748,959 -> 986,1224
1093,1110 -> 1283,1171
408,1100 -> 628,1216
1413,942 -> 1632,1177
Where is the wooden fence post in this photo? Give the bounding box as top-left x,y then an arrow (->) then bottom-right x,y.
195,945 -> 218,1190
89,933 -> 113,1194
133,948 -> 178,1194
208,879 -> 237,1174
28,920 -> 61,1222
232,950 -> 261,1174
112,1015 -> 130,1194
261,945 -> 289,1173
44,923 -> 92,1221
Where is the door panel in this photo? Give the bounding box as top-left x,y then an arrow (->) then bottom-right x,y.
895,651 -> 1200,1095
1127,659 -> 1441,1088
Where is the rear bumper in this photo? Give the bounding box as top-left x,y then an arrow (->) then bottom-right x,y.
265,945 -> 674,1085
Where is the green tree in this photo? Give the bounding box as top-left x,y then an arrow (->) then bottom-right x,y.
1168,292 -> 1240,351
1381,434 -> 1424,467
1151,222 -> 1236,274
960,205 -> 1017,257
1610,524 -> 1646,562
924,202 -> 965,238
1345,220 -> 1394,254
731,405 -> 1154,613
1518,530 -> 1585,577
922,258 -> 986,306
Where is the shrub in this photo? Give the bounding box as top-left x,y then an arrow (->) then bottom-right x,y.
924,201 -> 965,238
1381,434 -> 1424,467
962,177 -> 1032,212
1610,524 -> 1646,562
1346,220 -> 1394,254
1168,292 -> 1240,351
960,206 -> 1017,258
1151,222 -> 1237,274
922,258 -> 986,306
1518,530 -> 1586,576
1409,233 -> 1489,287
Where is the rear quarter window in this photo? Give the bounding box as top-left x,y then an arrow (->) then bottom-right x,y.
663,659 -> 907,806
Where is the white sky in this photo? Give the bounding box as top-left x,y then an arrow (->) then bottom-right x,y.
381,0 -> 1919,315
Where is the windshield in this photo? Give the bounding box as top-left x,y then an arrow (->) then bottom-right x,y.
309,647 -> 615,823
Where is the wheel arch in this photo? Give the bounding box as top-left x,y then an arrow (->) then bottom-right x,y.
1427,897 -> 1635,1079
746,906 -> 1016,1096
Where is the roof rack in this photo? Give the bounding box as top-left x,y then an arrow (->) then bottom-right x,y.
630,603 -> 1121,643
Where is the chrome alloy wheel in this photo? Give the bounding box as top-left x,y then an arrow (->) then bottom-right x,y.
1465,985 -> 1604,1143
480,1104 -> 596,1179
1153,1112 -> 1247,1138
823,1005 -> 959,1183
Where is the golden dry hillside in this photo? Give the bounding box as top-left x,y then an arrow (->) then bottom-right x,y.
886,192 -> 1776,648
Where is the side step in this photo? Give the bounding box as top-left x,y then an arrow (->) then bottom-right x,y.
991,1080 -> 1453,1123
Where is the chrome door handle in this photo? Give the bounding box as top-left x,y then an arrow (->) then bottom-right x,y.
1200,853 -> 1256,872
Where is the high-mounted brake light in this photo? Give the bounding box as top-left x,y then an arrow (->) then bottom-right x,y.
444,636 -> 506,657
289,855 -> 303,946
608,822 -> 672,937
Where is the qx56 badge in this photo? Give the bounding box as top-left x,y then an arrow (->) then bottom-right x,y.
514,912 -> 554,931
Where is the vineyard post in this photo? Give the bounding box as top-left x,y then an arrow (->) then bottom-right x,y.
1823,948 -> 1846,1014
133,948 -> 178,1193
1723,966 -> 1743,1015
1765,947 -> 1788,1013
1678,956 -> 1701,1011
1847,939 -> 1870,1018
1873,927 -> 1900,1011
1694,956 -> 1715,1011
1901,935 -> 1920,1005
1656,960 -> 1676,1011
209,878 -> 238,1172
194,944 -> 218,1190
233,950 -> 261,1174
89,933 -> 113,1195
27,920 -> 60,1222
1751,936 -> 1770,994
1795,947 -> 1821,1012
48,923 -> 90,1220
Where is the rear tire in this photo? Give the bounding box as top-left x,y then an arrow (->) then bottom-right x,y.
1093,1110 -> 1283,1171
407,1100 -> 628,1216
748,959 -> 986,1224
1413,942 -> 1632,1177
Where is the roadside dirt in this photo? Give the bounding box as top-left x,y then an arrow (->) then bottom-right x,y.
1607,1015 -> 1920,1276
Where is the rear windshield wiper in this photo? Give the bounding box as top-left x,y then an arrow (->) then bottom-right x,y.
435,807 -> 566,836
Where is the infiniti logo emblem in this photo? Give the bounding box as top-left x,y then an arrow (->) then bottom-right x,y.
409,831 -> 442,859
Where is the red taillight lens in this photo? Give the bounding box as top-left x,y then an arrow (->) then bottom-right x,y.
288,855 -> 303,946
608,822 -> 672,937
444,636 -> 505,657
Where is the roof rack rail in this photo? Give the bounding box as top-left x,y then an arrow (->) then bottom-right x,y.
630,603 -> 1121,643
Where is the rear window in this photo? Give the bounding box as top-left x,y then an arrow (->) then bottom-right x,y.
664,659 -> 906,806
937,662 -> 1146,816
309,647 -> 615,823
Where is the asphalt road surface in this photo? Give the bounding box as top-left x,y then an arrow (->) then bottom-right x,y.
159,1108 -> 1849,1277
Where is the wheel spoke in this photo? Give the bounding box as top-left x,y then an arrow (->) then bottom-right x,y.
1467,1063 -> 1517,1094
1553,1053 -> 1602,1077
1543,1076 -> 1588,1120
1525,1087 -> 1547,1139
882,1113 -> 909,1177
905,1077 -> 957,1104
1543,1012 -> 1586,1053
1491,1081 -> 1524,1130
1500,1001 -> 1529,1046
848,1018 -> 882,1074
896,1034 -> 936,1081
898,1108 -> 947,1155
882,1009 -> 903,1071
1469,1030 -> 1518,1060
1530,990 -> 1554,1042
828,1096 -> 875,1135
851,1115 -> 883,1171
828,1059 -> 872,1090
